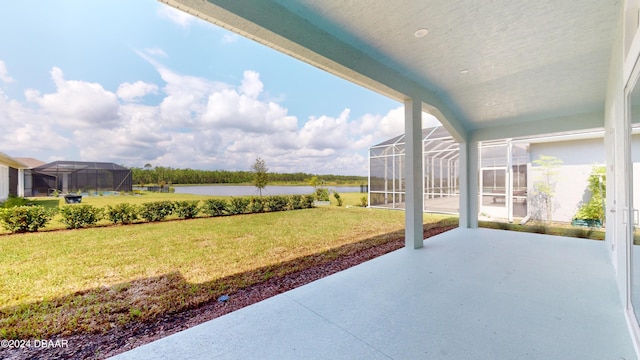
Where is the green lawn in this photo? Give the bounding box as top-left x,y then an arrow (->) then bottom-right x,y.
0,191 -> 370,234
0,193 -> 456,338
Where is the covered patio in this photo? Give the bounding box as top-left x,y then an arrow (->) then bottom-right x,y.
111,0 -> 640,357
112,228 -> 634,359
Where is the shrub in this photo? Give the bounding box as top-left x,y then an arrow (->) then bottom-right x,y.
314,187 -> 330,201
574,165 -> 606,222
59,205 -> 103,229
140,201 -> 174,222
228,197 -> 250,215
174,201 -> 200,219
249,197 -> 266,213
333,191 -> 343,207
289,194 -> 304,210
266,196 -> 288,212
1,195 -> 34,208
105,203 -> 139,225
201,199 -> 228,217
303,194 -> 316,209
0,206 -> 56,233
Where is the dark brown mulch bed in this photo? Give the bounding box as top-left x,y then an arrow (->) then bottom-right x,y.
2,224 -> 455,360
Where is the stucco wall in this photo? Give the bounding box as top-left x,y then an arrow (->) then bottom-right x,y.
529,138 -> 605,223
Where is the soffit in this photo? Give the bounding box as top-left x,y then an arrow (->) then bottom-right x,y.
0,152 -> 28,169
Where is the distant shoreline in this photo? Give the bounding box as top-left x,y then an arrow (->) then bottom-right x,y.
170,182 -> 367,187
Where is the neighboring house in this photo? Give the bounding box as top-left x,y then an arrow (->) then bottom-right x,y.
0,157 -> 133,198
14,157 -> 46,197
0,152 -> 27,202
31,161 -> 133,195
370,127 -> 610,224
527,135 -> 607,223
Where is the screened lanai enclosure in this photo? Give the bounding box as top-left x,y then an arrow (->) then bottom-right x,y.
479,141 -> 529,221
369,126 -> 529,221
369,127 -> 460,213
31,161 -> 132,196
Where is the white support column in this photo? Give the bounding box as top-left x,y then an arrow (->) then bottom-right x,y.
367,153 -> 371,208
392,149 -> 396,208
405,98 -> 424,249
459,140 -> 479,228
384,156 -> 388,205
430,157 -> 435,198
422,140 -> 426,211
0,165 -> 8,201
439,157 -> 444,197
507,142 -> 514,223
17,168 -> 24,197
399,149 -> 403,204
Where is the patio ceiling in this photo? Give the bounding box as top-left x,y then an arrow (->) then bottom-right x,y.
161,0 -> 621,142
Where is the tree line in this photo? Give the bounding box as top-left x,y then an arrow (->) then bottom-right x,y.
130,166 -> 367,185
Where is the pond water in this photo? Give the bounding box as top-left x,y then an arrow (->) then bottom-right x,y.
173,185 -> 363,197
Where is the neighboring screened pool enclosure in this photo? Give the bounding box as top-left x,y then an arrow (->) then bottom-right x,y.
369,127 -> 460,214
31,161 -> 133,195
369,126 -> 529,221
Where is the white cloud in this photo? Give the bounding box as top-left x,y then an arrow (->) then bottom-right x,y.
28,67 -> 120,129
349,106 -> 442,146
200,71 -> 297,134
136,50 -> 229,126
134,51 -> 229,127
222,33 -> 239,44
240,70 -> 263,99
157,4 -> 194,28
0,89 -> 72,154
0,60 -> 14,83
1,58 -> 441,175
74,104 -> 170,163
144,47 -> 168,58
423,113 -> 441,128
117,81 -> 159,102
300,109 -> 351,150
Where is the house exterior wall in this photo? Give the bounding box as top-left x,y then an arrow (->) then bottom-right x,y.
529,138 -> 606,223
8,167 -> 18,197
0,153 -> 27,200
609,1 -> 638,352
603,2 -> 626,308
633,135 -> 640,226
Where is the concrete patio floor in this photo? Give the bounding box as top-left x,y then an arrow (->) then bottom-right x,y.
111,228 -> 636,360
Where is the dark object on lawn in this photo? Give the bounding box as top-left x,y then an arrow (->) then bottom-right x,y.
218,295 -> 230,303
64,194 -> 82,204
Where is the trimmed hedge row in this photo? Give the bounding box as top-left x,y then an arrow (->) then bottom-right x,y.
0,206 -> 57,233
0,195 -> 316,233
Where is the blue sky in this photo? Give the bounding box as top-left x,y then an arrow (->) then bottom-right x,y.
0,0 -> 437,175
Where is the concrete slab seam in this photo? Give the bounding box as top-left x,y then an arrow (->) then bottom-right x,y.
282,293 -> 394,360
